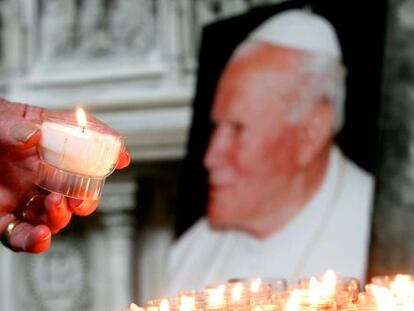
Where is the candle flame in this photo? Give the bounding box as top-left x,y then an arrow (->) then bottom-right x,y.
179,296 -> 195,311
371,285 -> 394,311
250,278 -> 262,292
307,270 -> 337,306
207,285 -> 225,306
285,290 -> 301,311
129,303 -> 144,311
368,275 -> 414,310
160,299 -> 169,311
321,270 -> 337,297
390,274 -> 414,297
308,277 -> 320,305
76,107 -> 87,131
231,283 -> 243,301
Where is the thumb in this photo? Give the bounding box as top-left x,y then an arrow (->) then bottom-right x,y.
10,122 -> 40,148
0,112 -> 40,149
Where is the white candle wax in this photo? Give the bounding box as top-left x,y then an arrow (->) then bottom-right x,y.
40,121 -> 122,177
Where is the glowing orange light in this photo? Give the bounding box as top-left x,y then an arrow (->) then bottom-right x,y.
307,270 -> 337,306
371,286 -> 393,311
308,277 -> 320,306
285,290 -> 301,311
207,285 -> 225,307
250,278 -> 262,293
179,296 -> 195,311
321,270 -> 337,297
231,283 -> 243,302
160,299 -> 169,311
390,274 -> 414,297
130,303 -> 144,311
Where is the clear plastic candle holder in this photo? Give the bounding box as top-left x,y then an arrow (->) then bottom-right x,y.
370,274 -> 414,288
178,290 -> 206,311
246,278 -> 272,306
205,284 -> 227,311
351,292 -> 378,311
36,116 -> 124,200
146,298 -> 176,311
269,291 -> 290,309
225,280 -> 250,310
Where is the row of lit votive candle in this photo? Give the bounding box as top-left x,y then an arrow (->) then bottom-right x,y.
137,272 -> 414,311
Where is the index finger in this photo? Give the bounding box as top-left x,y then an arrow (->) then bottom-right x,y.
0,214 -> 51,253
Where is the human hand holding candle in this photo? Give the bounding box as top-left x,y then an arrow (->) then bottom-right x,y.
0,98 -> 130,253
37,107 -> 124,200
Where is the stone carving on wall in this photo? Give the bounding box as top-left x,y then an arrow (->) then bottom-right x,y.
193,0 -> 283,29
398,0 -> 414,30
36,0 -> 159,75
26,239 -> 88,311
40,0 -> 76,63
109,0 -> 156,57
6,238 -> 89,311
194,0 -> 250,26
77,0 -> 110,58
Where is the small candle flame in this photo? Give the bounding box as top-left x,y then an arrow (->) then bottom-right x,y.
250,278 -> 262,293
371,285 -> 394,311
160,299 -> 169,311
308,277 -> 320,306
76,107 -> 87,132
231,283 -> 243,302
207,285 -> 225,306
179,296 -> 195,311
285,290 -> 301,311
390,274 -> 414,297
308,270 -> 337,306
321,270 -> 336,297
129,303 -> 144,311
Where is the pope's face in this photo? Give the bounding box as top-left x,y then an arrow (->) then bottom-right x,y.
204,43 -> 303,230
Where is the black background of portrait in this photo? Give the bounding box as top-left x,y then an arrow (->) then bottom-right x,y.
175,0 -> 387,237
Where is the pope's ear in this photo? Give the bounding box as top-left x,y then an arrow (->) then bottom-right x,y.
297,100 -> 333,167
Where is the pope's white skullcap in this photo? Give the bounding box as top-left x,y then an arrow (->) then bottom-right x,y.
249,9 -> 342,59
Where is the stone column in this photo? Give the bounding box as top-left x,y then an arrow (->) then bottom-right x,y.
98,178 -> 137,310
368,0 -> 414,277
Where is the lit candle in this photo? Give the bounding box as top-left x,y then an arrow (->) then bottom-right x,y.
227,282 -> 250,311
178,290 -> 205,311
36,107 -> 124,200
129,303 -> 144,311
179,295 -> 196,311
364,274 -> 414,310
160,299 -> 170,311
289,270 -> 340,310
205,285 -> 226,311
249,278 -> 271,305
284,290 -> 301,311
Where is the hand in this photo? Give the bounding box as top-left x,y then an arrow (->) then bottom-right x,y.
0,99 -> 130,253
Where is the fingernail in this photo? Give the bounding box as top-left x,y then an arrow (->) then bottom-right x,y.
124,152 -> 131,164
41,231 -> 52,241
71,199 -> 83,209
10,123 -> 40,143
118,152 -> 131,168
